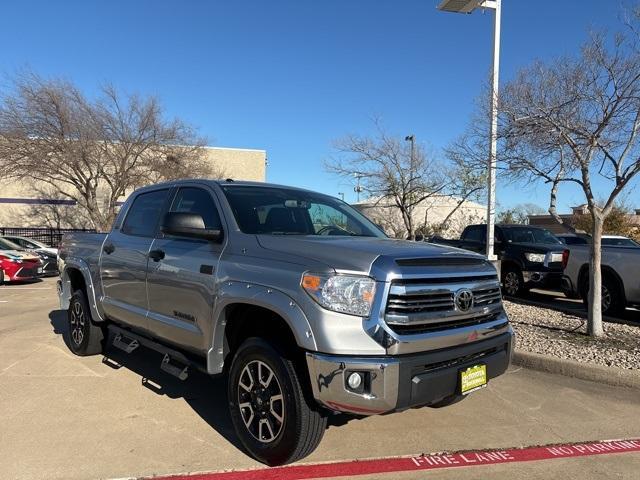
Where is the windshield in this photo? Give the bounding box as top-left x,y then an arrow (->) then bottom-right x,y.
602,237 -> 640,247
502,227 -> 562,245
558,235 -> 589,245
0,238 -> 24,250
221,185 -> 386,237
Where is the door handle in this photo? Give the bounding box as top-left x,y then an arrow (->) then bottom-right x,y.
103,243 -> 115,255
149,249 -> 165,262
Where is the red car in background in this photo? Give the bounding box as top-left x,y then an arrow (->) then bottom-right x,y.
0,238 -> 43,284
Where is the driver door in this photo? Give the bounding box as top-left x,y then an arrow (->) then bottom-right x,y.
145,185 -> 226,354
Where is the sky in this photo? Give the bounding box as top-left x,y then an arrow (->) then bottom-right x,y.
1,0 -> 637,212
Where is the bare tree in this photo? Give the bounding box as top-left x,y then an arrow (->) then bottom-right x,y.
496,203 -> 546,225
452,14 -> 640,336
23,185 -> 94,229
0,72 -> 216,231
429,159 -> 485,235
572,202 -> 640,240
327,123 -> 484,239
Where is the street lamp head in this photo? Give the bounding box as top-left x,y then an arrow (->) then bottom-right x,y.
405,135 -> 414,142
437,0 -> 488,13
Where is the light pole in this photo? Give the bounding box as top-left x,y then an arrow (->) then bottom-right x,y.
354,173 -> 364,203
405,135 -> 415,164
338,192 -> 345,201
438,0 -> 501,262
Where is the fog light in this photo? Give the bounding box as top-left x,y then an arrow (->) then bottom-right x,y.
347,372 -> 362,390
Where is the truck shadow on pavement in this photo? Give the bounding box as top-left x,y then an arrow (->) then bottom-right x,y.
48,309 -> 244,453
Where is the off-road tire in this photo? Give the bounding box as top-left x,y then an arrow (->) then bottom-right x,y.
67,289 -> 104,356
502,266 -> 526,297
228,337 -> 327,466
581,274 -> 624,317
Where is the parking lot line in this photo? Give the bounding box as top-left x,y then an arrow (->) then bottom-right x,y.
148,438 -> 640,480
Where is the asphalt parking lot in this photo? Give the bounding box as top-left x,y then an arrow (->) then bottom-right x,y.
1,277 -> 639,480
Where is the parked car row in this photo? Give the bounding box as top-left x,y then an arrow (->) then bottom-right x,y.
556,233 -> 640,247
430,224 -> 569,296
0,236 -> 59,284
429,225 -> 639,316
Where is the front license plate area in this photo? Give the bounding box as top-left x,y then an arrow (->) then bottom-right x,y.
460,364 -> 487,395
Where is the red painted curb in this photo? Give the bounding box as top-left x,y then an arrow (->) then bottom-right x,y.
149,438 -> 640,480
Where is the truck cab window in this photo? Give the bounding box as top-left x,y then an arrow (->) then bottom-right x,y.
464,226 -> 484,243
121,189 -> 169,237
170,187 -> 221,230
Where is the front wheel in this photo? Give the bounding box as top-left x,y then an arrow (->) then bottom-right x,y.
502,267 -> 525,297
67,290 -> 104,356
228,337 -> 327,466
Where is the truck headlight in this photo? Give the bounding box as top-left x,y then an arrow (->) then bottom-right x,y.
302,273 -> 376,317
524,252 -> 545,263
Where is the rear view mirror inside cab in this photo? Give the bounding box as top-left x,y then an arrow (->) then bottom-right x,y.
284,199 -> 310,209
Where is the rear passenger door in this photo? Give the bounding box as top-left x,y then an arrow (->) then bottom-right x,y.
145,185 -> 226,354
100,188 -> 170,332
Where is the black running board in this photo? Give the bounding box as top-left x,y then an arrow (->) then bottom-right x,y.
107,324 -> 206,380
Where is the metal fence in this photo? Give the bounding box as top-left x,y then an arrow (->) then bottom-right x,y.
0,227 -> 96,248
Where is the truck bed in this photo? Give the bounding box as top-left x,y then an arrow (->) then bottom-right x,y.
563,244 -> 640,306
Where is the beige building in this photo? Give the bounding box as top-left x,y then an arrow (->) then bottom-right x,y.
0,146 -> 266,228
354,194 -> 485,238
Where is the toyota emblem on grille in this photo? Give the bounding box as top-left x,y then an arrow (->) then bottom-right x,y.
454,288 -> 474,312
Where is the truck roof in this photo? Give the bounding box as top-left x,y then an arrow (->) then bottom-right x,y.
495,224 -> 549,229
468,224 -> 550,230
134,178 -> 327,196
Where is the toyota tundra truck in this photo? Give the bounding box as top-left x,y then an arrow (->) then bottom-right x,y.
57,179 -> 514,465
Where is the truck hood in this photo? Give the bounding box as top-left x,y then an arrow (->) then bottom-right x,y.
256,235 -> 481,275
510,243 -> 566,252
0,250 -> 40,261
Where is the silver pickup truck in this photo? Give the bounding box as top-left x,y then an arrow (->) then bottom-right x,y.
57,179 -> 513,465
561,244 -> 640,315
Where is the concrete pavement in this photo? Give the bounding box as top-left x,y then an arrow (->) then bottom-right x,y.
0,277 -> 639,480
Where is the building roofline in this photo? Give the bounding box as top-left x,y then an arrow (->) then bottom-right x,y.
204,146 -> 266,153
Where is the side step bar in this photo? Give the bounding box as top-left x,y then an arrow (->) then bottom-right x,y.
112,333 -> 139,354
107,324 -> 206,380
161,354 -> 189,380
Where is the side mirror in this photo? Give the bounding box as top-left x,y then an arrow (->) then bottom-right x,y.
161,212 -> 223,242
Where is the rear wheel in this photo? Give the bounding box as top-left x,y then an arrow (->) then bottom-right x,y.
0,269 -> 4,286
67,290 -> 104,356
228,337 -> 327,466
502,267 -> 525,297
581,275 -> 624,317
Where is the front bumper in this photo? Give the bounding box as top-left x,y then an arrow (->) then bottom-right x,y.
306,329 -> 514,415
522,270 -> 562,289
39,260 -> 59,276
7,265 -> 39,281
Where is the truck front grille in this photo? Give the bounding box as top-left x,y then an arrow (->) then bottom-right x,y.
384,275 -> 503,335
